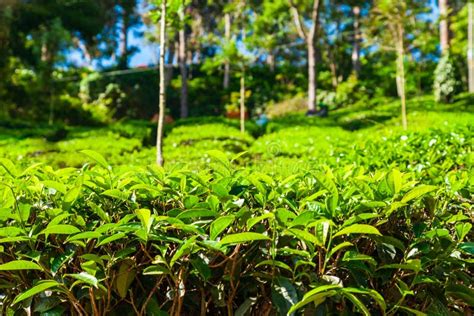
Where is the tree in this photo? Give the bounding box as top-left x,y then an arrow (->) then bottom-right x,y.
289,0 -> 321,112
223,3 -> 232,89
178,0 -> 189,118
249,0 -> 290,72
156,0 -> 167,166
117,0 -> 141,69
439,0 -> 450,54
352,5 -> 362,76
367,0 -> 424,129
34,19 -> 71,125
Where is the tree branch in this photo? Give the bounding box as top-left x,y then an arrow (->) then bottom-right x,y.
289,1 -> 307,40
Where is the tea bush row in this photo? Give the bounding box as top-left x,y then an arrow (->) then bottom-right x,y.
0,148 -> 472,315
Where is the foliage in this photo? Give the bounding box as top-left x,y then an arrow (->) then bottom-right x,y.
265,96 -> 307,118
0,139 -> 471,314
0,96 -> 473,314
433,53 -> 461,103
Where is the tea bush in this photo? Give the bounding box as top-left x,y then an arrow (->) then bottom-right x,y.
0,96 -> 472,315
0,145 -> 472,315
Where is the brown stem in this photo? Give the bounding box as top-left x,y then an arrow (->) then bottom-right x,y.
128,295 -> 140,315
139,277 -> 164,315
175,268 -> 185,316
209,247 -> 240,268
226,244 -> 241,316
200,288 -> 207,316
89,288 -> 100,316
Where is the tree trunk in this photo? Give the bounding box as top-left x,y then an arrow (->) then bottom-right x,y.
223,11 -> 231,89
119,14 -> 129,69
303,0 -> 320,112
156,0 -> 167,166
179,8 -> 188,118
240,70 -> 245,134
307,39 -> 317,112
327,47 -> 338,88
193,11 -> 204,64
266,50 -> 275,72
396,24 -> 407,130
468,3 -> 474,92
41,42 -> 55,125
165,39 -> 175,87
352,6 -> 361,76
439,0 -> 449,54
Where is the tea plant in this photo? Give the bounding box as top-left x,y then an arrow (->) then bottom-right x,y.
0,148 -> 471,315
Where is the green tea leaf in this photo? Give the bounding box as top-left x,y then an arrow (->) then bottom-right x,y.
378,259 -> 421,273
445,284 -> 474,306
96,233 -> 127,247
0,227 -> 25,237
136,208 -> 153,233
459,242 -> 474,255
66,231 -> 102,242
176,208 -> 217,219
285,229 -> 320,246
42,180 -> 67,194
0,260 -> 42,271
67,272 -> 98,288
0,158 -> 19,177
455,223 -> 472,241
13,281 -> 60,305
288,286 -> 340,314
40,225 -> 80,235
247,213 -> 274,230
210,216 -> 234,240
397,306 -> 427,316
401,185 -> 436,203
341,291 -> 370,316
386,169 -> 402,195
191,257 -> 211,281
343,287 -> 386,311
81,150 -> 109,168
143,265 -> 170,275
271,277 -> 298,316
219,232 -> 270,245
115,259 -> 136,298
171,236 -> 198,267
256,260 -> 292,272
88,202 -> 111,223
333,224 -> 381,237
102,189 -> 129,201
207,150 -> 230,168
326,241 -> 353,262
63,186 -> 81,209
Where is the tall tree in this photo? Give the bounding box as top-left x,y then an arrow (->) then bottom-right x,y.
289,0 -> 321,112
223,2 -> 232,89
367,0 -> 424,129
468,3 -> 474,92
439,0 -> 450,54
117,0 -> 141,69
352,5 -> 361,76
156,0 -> 167,166
250,0 -> 291,72
178,1 -> 189,118
35,19 -> 71,125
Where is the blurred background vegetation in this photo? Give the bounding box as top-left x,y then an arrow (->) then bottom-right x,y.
0,0 -> 471,126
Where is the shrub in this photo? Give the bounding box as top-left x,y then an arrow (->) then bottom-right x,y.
265,96 -> 307,118
0,148 -> 471,315
433,53 -> 461,103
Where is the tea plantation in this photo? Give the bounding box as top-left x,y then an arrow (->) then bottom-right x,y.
0,97 -> 472,315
